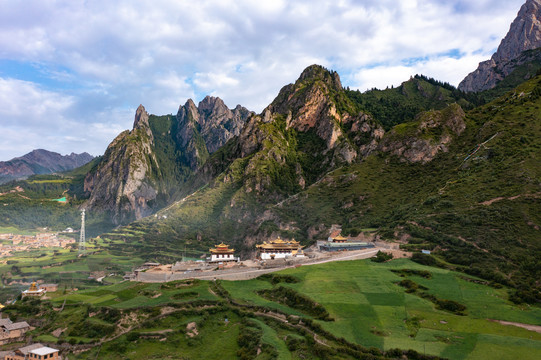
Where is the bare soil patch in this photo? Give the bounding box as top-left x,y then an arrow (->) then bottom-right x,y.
489,319 -> 541,334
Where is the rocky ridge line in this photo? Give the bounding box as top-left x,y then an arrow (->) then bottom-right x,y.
459,0 -> 541,92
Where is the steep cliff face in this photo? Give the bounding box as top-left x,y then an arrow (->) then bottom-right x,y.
379,104 -> 466,163
175,99 -> 210,170
227,65 -> 384,198
0,150 -> 94,184
197,96 -> 252,153
83,98 -> 252,224
175,96 -> 252,170
269,65 -> 360,151
459,0 -> 541,92
84,105 -> 160,224
240,65 -> 383,162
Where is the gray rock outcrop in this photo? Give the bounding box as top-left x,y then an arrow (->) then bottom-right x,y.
84,105 -> 159,224
459,0 -> 541,92
175,96 -> 252,170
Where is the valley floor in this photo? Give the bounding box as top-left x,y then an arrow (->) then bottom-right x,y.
135,246 -> 393,282
2,257 -> 538,360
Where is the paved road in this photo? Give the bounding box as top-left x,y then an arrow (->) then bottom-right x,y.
137,248 -> 381,282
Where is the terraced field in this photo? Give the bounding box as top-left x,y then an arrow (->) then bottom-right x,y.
223,259 -> 541,359
3,258 -> 538,359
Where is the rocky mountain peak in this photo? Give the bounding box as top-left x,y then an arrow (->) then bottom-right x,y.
176,96 -> 251,156
493,0 -> 541,63
133,104 -> 150,130
177,99 -> 199,127
298,64 -> 342,90
236,64 -> 384,172
459,0 -> 541,92
264,64 -> 361,152
198,96 -> 229,118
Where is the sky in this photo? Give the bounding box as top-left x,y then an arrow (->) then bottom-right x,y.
0,0 -> 526,160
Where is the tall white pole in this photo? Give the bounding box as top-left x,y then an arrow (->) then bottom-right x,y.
78,209 -> 86,255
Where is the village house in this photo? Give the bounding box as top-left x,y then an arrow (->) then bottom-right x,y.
1,343 -> 60,360
0,318 -> 30,345
38,284 -> 58,293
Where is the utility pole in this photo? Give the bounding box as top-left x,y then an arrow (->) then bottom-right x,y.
78,209 -> 86,255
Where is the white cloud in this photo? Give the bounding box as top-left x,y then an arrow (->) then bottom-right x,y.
0,0 -> 528,159
350,54 -> 491,91
0,77 -> 73,121
0,77 -> 133,159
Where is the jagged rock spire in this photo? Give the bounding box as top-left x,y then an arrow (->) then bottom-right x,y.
459,0 -> 541,92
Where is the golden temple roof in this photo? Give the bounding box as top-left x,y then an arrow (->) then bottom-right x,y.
256,237 -> 303,250
210,242 -> 235,253
333,235 -> 348,242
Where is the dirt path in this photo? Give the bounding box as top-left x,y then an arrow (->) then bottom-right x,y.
489,319 -> 541,334
480,192 -> 541,206
254,311 -> 328,347
141,328 -> 174,334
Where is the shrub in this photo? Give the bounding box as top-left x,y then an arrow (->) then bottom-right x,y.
398,279 -> 419,293
411,252 -> 437,266
371,251 -> 393,263
257,273 -> 300,285
126,332 -> 140,342
257,286 -> 333,321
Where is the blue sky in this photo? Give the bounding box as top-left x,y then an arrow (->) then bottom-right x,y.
0,0 -> 526,160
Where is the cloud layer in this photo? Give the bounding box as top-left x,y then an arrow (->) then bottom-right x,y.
0,0 -> 525,159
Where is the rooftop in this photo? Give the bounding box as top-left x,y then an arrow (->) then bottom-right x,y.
18,343 -> 44,355
5,321 -> 30,330
210,243 -> 235,253
322,242 -> 372,248
256,237 -> 302,249
30,346 -> 59,356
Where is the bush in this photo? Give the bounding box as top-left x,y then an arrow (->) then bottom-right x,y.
391,269 -> 432,279
172,291 -> 199,300
371,251 -> 393,263
435,299 -> 467,315
236,320 -> 262,360
257,274 -> 300,285
285,336 -> 305,351
398,279 -> 419,293
126,332 -> 140,342
411,252 -> 437,266
257,286 -> 333,321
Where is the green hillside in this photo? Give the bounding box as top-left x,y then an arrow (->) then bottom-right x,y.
2,259 -> 539,359
347,75 -> 477,130
0,159 -> 112,236
92,72 -> 541,303
1,67 -> 539,306
272,75 -> 541,303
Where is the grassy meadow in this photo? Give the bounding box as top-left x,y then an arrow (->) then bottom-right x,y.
1,257 -> 538,359
222,259 -> 541,359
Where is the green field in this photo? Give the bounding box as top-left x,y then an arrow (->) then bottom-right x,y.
2,258 -> 539,359
0,237 -> 146,303
222,259 -> 541,359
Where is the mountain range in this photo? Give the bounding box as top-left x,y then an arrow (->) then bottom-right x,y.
0,149 -> 94,184
0,0 -> 540,305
